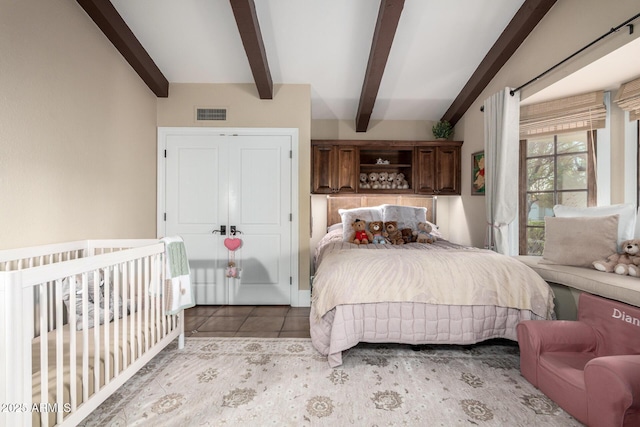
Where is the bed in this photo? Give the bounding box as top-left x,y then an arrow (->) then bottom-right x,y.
310,196 -> 555,367
0,239 -> 186,427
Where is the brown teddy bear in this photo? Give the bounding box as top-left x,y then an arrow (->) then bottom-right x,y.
369,221 -> 386,244
593,239 -> 640,276
383,221 -> 404,245
401,228 -> 414,244
413,222 -> 436,244
350,219 -> 373,245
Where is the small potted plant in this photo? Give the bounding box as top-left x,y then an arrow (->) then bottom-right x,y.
432,120 -> 453,140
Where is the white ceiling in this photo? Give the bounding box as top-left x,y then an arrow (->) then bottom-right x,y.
110,0 -> 525,121
110,1 -> 639,121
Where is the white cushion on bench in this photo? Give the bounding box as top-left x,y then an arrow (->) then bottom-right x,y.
516,256 -> 640,308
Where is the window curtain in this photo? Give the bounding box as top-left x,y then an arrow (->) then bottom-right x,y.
483,88 -> 520,255
520,90 -> 606,138
614,76 -> 640,121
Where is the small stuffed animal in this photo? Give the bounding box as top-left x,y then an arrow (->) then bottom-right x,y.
593,239 -> 640,275
369,221 -> 386,244
378,172 -> 390,189
350,219 -> 373,245
368,172 -> 380,189
383,221 -> 404,245
359,173 -> 370,189
388,172 -> 397,189
413,222 -> 436,244
401,228 -> 414,244
395,173 -> 409,189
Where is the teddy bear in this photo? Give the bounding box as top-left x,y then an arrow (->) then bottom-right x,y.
350,219 -> 373,245
368,172 -> 380,189
383,221 -> 404,245
369,221 -> 386,244
401,228 -> 414,244
593,239 -> 640,275
395,173 -> 409,189
359,173 -> 370,189
378,171 -> 390,189
388,172 -> 397,189
413,222 -> 436,244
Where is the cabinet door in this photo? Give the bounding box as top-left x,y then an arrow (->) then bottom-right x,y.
312,145 -> 357,193
312,145 -> 335,193
335,146 -> 358,193
415,146 -> 461,195
415,147 -> 437,194
436,146 -> 461,195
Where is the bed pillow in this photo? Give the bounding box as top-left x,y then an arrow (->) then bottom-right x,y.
553,204 -> 636,249
541,214 -> 619,268
339,206 -> 383,242
380,204 -> 428,232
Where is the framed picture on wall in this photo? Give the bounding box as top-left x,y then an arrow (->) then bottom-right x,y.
472,151 -> 485,195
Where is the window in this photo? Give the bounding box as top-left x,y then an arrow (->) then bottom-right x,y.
519,130 -> 597,255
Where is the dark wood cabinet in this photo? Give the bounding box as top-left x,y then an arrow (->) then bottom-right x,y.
312,144 -> 358,193
415,144 -> 461,195
311,140 -> 462,195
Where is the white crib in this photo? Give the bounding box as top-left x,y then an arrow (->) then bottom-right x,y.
0,239 -> 186,427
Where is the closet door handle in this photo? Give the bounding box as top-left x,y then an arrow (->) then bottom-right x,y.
212,225 -> 226,235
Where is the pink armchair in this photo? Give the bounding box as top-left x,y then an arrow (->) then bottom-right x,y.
517,292 -> 640,427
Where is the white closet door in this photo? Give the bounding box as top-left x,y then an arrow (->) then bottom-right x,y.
227,135 -> 292,305
165,134 -> 229,304
160,129 -> 293,306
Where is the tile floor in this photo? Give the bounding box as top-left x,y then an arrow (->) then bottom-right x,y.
184,305 -> 311,338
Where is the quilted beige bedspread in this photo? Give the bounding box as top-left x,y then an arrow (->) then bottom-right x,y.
312,230 -> 554,321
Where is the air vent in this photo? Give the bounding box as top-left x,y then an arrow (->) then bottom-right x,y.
196,108 -> 227,121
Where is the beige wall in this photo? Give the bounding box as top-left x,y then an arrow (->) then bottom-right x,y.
453,0 -> 640,248
0,0 -> 158,250
157,83 -> 312,291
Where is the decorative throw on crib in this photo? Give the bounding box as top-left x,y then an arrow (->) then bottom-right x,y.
161,236 -> 196,314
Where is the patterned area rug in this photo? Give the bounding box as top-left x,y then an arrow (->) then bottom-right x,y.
79,338 -> 582,426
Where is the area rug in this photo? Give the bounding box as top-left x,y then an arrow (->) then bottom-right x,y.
79,338 -> 582,426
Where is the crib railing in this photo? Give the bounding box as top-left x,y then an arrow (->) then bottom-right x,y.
0,240 -> 184,427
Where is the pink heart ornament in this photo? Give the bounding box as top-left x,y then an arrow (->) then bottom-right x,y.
224,237 -> 242,251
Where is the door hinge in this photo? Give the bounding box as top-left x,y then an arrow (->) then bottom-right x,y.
289,150 -> 292,159
163,213 -> 167,221
289,213 -> 292,222
290,276 -> 292,285
164,149 -> 167,158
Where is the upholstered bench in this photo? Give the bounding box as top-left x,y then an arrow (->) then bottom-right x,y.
515,256 -> 640,320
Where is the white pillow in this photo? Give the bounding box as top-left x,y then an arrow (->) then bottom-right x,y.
553,204 -> 636,249
339,206 -> 383,242
380,204 -> 428,232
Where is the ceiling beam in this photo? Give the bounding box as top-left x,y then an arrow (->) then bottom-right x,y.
355,0 -> 405,132
441,0 -> 557,126
230,0 -> 273,99
76,0 -> 169,97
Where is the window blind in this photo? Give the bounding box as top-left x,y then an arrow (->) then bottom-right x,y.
520,91 -> 606,138
614,76 -> 640,121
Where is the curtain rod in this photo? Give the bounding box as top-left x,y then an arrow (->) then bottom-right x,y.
510,11 -> 640,97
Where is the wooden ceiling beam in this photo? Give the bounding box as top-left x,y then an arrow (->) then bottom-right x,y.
441,0 -> 557,126
230,0 -> 273,99
76,0 -> 169,97
356,0 -> 405,132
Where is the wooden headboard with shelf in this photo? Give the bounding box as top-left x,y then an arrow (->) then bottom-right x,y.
327,195 -> 435,226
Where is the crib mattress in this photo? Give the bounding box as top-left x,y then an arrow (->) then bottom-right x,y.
30,311 -> 171,426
